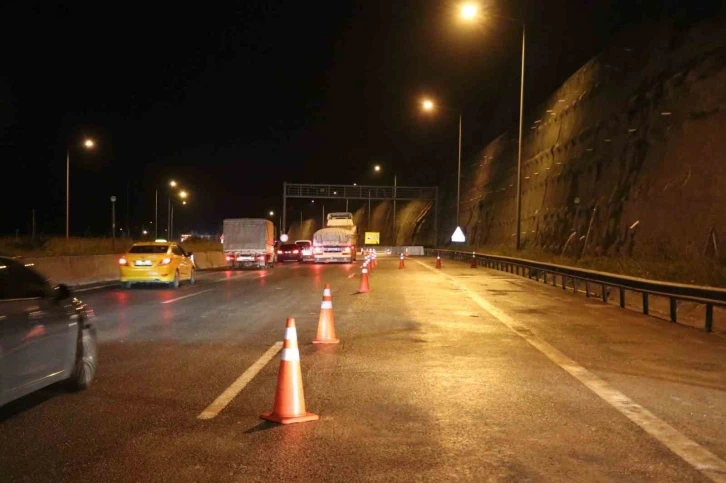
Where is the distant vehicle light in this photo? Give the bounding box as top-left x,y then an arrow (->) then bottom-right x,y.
277,250 -> 283,254
292,250 -> 299,254
226,255 -> 233,261
159,257 -> 172,265
280,234 -> 289,242
342,246 -> 351,254
119,258 -> 127,265
314,247 -> 323,254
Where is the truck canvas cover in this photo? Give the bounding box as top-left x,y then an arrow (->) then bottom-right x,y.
223,219 -> 274,252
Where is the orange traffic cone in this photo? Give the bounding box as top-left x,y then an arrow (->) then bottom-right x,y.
470,252 -> 477,268
399,253 -> 405,269
358,264 -> 370,293
436,254 -> 442,269
261,318 -> 319,425
313,284 -> 339,344
366,256 -> 373,273
405,248 -> 409,257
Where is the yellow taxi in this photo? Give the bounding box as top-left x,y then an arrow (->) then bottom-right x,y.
119,240 -> 195,289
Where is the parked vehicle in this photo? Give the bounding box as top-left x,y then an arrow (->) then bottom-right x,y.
0,256 -> 97,406
295,240 -> 313,262
277,244 -> 303,262
119,240 -> 195,289
312,212 -> 357,263
223,219 -> 276,269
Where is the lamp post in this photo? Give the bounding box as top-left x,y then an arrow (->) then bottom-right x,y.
373,165 -> 398,232
458,3 -> 526,249
170,190 -> 188,241
110,196 -> 117,250
66,138 -> 95,240
421,99 -> 463,234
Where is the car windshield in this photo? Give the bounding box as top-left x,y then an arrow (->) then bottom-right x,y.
296,241 -> 311,248
129,245 -> 169,254
280,244 -> 298,250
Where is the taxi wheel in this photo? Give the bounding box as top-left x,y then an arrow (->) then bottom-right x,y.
169,270 -> 180,289
189,269 -> 195,285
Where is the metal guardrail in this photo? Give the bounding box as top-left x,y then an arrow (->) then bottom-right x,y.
284,183 -> 437,201
426,249 -> 726,332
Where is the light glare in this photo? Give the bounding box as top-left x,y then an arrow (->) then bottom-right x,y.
460,3 -> 479,20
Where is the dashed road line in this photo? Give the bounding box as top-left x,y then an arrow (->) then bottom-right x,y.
197,342 -> 283,420
414,259 -> 726,483
161,289 -> 214,304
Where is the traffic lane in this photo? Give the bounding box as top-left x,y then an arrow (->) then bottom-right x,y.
420,258 -> 726,466
197,259 -> 707,482
0,262 -> 361,483
77,262 -> 358,344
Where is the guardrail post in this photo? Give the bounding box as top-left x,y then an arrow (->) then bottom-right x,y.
619,288 -> 625,308
705,304 -> 713,332
562,276 -> 566,290
573,278 -> 578,293
535,270 -> 540,282
669,298 -> 677,323
543,272 -> 547,284
585,281 -> 590,298
602,284 -> 608,303
642,293 -> 649,315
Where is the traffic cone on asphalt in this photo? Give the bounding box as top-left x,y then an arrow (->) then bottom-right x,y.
405,248 -> 409,257
313,284 -> 339,344
358,263 -> 370,293
366,256 -> 373,273
399,253 -> 405,269
470,252 -> 477,268
261,318 -> 319,425
436,254 -> 442,269
372,253 -> 377,270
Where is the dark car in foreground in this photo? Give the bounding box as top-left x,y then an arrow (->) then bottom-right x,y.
276,244 -> 302,263
0,256 -> 98,406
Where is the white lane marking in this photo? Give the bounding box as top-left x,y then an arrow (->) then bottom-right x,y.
161,289 -> 213,304
75,283 -> 118,292
213,273 -> 256,283
347,273 -> 356,279
197,342 -> 283,420
414,259 -> 726,483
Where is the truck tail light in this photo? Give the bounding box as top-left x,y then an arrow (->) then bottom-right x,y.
226,255 -> 234,262
119,257 -> 127,265
342,246 -> 351,253
277,250 -> 283,254
159,257 -> 172,266
293,249 -> 299,254
314,247 -> 323,255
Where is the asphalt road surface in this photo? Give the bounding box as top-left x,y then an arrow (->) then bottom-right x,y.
2,257 -> 725,482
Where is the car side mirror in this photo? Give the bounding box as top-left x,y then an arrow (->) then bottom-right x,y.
54,284 -> 72,301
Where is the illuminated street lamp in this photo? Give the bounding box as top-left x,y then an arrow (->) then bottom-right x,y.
460,3 -> 479,21
66,138 -> 95,240
269,211 -> 274,216
421,98 -> 463,241
374,165 -> 381,172
458,4 -> 526,249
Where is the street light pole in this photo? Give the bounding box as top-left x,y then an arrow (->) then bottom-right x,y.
515,23 -> 526,250
66,150 -> 70,240
154,189 -> 158,239
393,174 -> 397,230
111,196 -> 117,250
457,113 -> 462,227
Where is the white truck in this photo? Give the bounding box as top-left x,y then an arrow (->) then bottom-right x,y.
312,212 -> 358,263
222,218 -> 276,269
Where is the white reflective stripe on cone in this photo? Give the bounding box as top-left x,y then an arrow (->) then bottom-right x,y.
323,288 -> 331,296
362,269 -> 368,274
281,348 -> 300,361
321,301 -> 333,309
284,327 -> 297,340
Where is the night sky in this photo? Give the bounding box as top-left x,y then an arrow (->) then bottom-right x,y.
1,0 -> 721,237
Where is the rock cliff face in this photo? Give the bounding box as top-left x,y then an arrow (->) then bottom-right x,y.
440,20 -> 726,259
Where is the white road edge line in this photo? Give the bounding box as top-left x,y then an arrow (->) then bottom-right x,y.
161,289 -> 214,304
197,341 -> 283,420
414,259 -> 726,483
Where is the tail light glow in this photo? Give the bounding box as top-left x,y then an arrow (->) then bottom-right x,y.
314,247 -> 323,254
277,250 -> 283,254
342,246 -> 351,253
292,250 -> 299,254
226,255 -> 233,261
119,258 -> 127,265
159,257 -> 172,266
